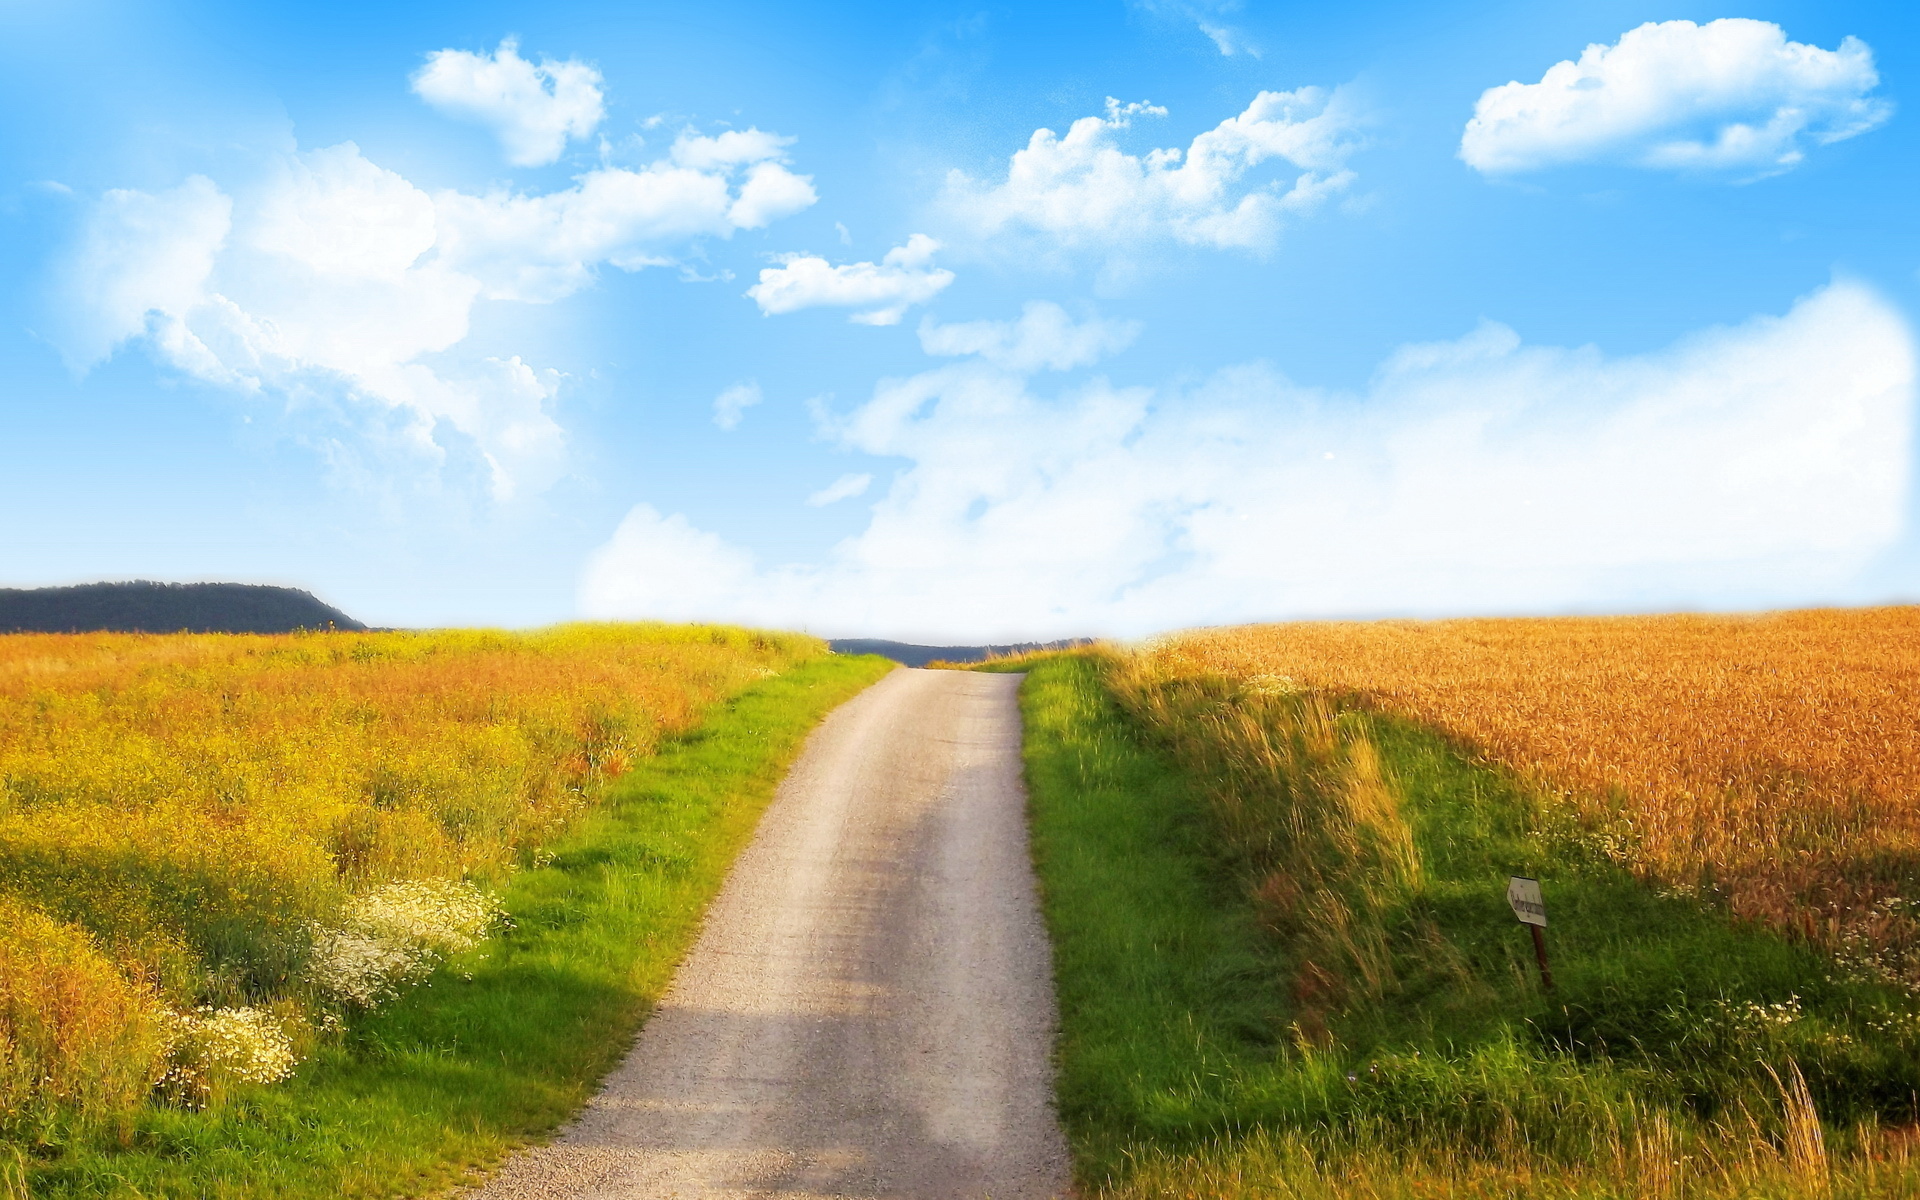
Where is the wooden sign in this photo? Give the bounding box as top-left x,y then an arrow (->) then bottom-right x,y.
1507,876 -> 1546,927
1507,876 -> 1553,990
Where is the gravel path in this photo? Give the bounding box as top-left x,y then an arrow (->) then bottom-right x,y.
474,668 -> 1071,1199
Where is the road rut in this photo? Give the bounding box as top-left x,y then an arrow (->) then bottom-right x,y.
475,667 -> 1071,1199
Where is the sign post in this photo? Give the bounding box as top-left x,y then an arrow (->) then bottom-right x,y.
1506,876 -> 1553,991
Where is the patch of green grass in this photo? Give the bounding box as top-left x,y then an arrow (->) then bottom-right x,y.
1019,654 -> 1286,1176
19,653 -> 894,1199
1019,654 -> 1920,1197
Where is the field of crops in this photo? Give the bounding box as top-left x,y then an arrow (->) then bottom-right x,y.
1019,609 -> 1920,1198
1141,607 -> 1920,980
0,624 -> 823,1129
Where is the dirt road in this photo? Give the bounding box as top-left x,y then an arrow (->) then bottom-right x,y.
475,668 -> 1071,1199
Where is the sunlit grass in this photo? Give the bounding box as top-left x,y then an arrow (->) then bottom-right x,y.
1141,608 -> 1920,975
1021,651 -> 1920,1198
15,649 -> 893,1197
0,625 -> 837,1147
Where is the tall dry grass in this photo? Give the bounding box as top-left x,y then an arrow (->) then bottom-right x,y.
1104,656 -> 1420,1037
1102,1110 -> 1920,1200
1063,639 -> 1920,1199
0,623 -> 822,1126
1135,607 -> 1920,979
1028,652 -> 1920,1200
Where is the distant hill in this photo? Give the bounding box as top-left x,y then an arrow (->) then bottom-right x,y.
827,638 -> 1091,667
0,582 -> 367,635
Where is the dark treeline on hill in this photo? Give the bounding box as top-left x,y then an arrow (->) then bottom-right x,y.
0,582 -> 367,634
827,638 -> 1092,667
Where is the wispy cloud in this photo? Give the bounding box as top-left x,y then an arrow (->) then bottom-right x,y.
1130,0 -> 1260,58
582,282 -> 1915,641
435,149 -> 815,303
49,101 -> 816,498
806,472 -> 872,506
712,381 -> 762,430
918,301 -> 1139,373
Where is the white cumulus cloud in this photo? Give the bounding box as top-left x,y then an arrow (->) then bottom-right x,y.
412,38 -> 605,167
434,155 -> 814,303
727,162 -> 820,230
946,90 -> 1364,255
712,381 -> 762,430
1462,19 -> 1891,177
746,234 -> 955,325
581,281 -> 1915,641
50,120 -> 815,497
919,301 -> 1140,373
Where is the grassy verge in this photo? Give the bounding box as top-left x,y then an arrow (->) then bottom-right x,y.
1019,654 -> 1920,1198
19,652 -> 894,1199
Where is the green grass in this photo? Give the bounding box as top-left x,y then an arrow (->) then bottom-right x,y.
1019,655 -> 1288,1177
17,652 -> 895,1199
1018,654 -> 1920,1197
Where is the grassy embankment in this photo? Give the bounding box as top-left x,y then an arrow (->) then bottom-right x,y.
1019,644 -> 1920,1198
4,630 -> 892,1198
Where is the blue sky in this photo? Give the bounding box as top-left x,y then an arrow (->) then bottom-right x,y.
1,0 -> 1916,639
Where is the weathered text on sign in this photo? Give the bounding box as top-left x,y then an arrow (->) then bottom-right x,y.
1507,876 -> 1546,927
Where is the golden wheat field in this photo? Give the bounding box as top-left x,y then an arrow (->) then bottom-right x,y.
1136,607 -> 1920,978
0,623 -> 822,1122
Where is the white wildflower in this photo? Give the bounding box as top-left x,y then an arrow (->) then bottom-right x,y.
1243,674 -> 1303,697
307,927 -> 432,1007
349,878 -> 501,955
1711,994 -> 1804,1039
160,1006 -> 299,1103
308,879 -> 504,1007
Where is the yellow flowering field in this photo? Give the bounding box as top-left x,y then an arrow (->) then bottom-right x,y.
0,623 -> 823,1122
1134,607 -> 1920,977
